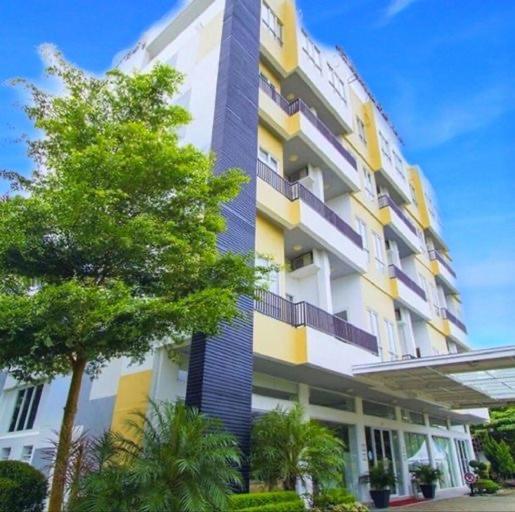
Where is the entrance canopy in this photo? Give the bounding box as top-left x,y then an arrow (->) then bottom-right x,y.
353,346 -> 515,409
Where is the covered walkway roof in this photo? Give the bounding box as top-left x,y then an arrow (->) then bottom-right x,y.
353,346 -> 515,409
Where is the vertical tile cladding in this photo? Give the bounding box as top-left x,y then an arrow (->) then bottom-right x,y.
186,0 -> 260,491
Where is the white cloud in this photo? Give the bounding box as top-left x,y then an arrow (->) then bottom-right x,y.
384,0 -> 420,22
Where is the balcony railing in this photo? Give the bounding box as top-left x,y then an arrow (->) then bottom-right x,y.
442,308 -> 467,333
429,250 -> 457,278
257,160 -> 363,247
378,195 -> 417,235
255,290 -> 378,354
389,265 -> 427,301
259,76 -> 357,170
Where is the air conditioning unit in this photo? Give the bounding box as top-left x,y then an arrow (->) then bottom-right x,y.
289,251 -> 314,271
287,166 -> 315,187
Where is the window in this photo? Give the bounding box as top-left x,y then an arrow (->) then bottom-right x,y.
401,409 -> 425,426
20,445 -> 33,463
379,131 -> 391,163
258,147 -> 279,172
301,30 -> 322,70
418,273 -> 428,299
1,447 -> 11,461
416,228 -> 427,257
429,416 -> 448,430
368,310 -> 382,358
373,232 -> 385,273
355,217 -> 369,262
429,284 -> 440,317
410,184 -> 418,207
261,2 -> 283,43
363,400 -> 396,420
362,167 -> 376,202
384,319 -> 397,360
252,385 -> 296,401
356,116 -> 367,146
327,64 -> 346,102
392,150 -> 405,181
309,387 -> 355,412
9,385 -> 43,433
256,256 -> 280,295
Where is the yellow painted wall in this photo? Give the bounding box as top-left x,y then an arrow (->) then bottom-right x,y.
256,213 -> 286,292
110,370 -> 153,438
253,312 -> 307,364
258,124 -> 284,175
260,0 -> 299,75
363,102 -> 382,171
259,62 -> 281,90
256,180 -> 300,228
427,323 -> 448,355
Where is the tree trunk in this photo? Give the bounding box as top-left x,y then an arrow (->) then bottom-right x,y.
48,357 -> 87,512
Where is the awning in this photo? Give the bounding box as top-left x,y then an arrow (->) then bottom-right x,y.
352,346 -> 515,409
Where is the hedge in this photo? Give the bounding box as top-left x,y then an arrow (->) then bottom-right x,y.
0,461 -> 47,512
237,501 -> 305,512
229,491 -> 299,510
476,479 -> 501,494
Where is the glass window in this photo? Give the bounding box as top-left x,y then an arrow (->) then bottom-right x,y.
262,2 -> 283,43
362,167 -> 376,202
327,64 -> 346,102
401,409 -> 425,425
355,217 -> 369,261
9,385 -> 43,433
429,416 -> 448,430
301,30 -> 322,70
379,131 -> 391,163
20,445 -> 34,464
1,447 -> 11,461
258,147 -> 279,172
432,436 -> 458,488
392,151 -> 405,181
404,432 -> 431,473
384,320 -> 397,360
252,385 -> 296,401
363,400 -> 396,420
255,256 -> 280,294
309,387 -> 355,412
356,116 -> 367,146
373,232 -> 385,273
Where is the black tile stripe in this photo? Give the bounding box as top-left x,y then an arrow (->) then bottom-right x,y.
186,0 -> 261,490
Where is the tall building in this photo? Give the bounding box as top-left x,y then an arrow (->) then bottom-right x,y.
1,0 -> 514,501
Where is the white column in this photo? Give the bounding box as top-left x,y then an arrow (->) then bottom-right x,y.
354,398 -> 371,502
314,249 -> 333,313
396,408 -> 411,496
309,166 -> 325,200
296,384 -> 313,507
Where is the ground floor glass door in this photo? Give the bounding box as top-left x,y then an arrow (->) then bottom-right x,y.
454,439 -> 471,485
365,426 -> 402,495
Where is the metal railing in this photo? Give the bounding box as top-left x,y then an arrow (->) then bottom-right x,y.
429,250 -> 457,278
259,76 -> 357,170
442,308 -> 467,333
378,195 -> 417,235
257,161 -> 363,247
389,265 -> 427,301
255,290 -> 378,354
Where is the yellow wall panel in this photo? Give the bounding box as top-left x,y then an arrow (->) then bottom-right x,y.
111,370 -> 153,438
196,12 -> 223,61
253,312 -> 307,364
258,124 -> 284,175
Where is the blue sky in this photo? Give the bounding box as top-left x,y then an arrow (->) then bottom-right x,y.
0,0 -> 513,349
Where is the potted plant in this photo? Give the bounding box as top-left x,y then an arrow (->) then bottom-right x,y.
413,464 -> 442,499
361,460 -> 397,509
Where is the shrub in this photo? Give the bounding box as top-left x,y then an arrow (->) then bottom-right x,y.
469,460 -> 489,479
313,488 -> 355,508
313,504 -> 369,512
0,460 -> 47,512
476,479 -> 501,494
229,491 -> 299,510
238,502 -> 305,512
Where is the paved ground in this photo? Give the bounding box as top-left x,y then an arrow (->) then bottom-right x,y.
399,489 -> 515,512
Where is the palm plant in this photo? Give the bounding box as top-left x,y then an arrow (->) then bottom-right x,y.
251,403 -> 345,491
75,401 -> 241,512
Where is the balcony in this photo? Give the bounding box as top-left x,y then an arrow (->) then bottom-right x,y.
430,250 -> 458,292
442,308 -> 468,347
257,161 -> 367,273
258,77 -> 360,192
378,195 -> 420,255
389,265 -> 431,320
254,290 -> 379,373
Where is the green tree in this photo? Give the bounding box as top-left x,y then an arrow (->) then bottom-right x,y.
0,460 -> 47,512
483,435 -> 515,480
251,403 -> 345,491
473,407 -> 515,458
0,46 -> 260,512
73,402 -> 241,512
